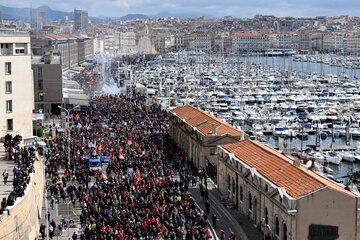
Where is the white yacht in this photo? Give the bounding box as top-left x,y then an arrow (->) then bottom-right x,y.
325,151 -> 342,165
339,151 -> 355,162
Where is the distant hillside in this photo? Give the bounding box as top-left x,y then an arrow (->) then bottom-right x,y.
0,4 -> 210,21
119,14 -> 149,20
0,5 -> 73,20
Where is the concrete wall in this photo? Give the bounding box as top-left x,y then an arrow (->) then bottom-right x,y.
297,187 -> 357,240
0,160 -> 45,240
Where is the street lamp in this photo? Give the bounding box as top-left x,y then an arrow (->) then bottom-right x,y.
57,105 -> 79,169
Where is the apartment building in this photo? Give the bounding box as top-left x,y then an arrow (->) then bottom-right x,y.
218,140 -> 360,240
232,32 -> 270,52
277,34 -> 300,49
0,34 -> 34,138
190,31 -> 213,52
323,34 -> 344,52
345,35 -> 360,54
31,9 -> 45,31
74,9 -> 88,32
32,53 -> 62,115
119,30 -> 137,54
169,105 -> 246,181
32,34 -> 94,71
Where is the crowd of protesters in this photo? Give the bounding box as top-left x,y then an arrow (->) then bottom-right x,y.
1,136 -> 37,215
43,93 -> 213,239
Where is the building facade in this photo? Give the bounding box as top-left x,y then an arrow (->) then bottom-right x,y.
32,54 -> 63,115
323,34 -> 344,53
119,30 -> 137,54
31,9 -> 45,31
232,33 -> 270,52
169,105 -> 246,181
74,9 -> 88,32
32,34 -> 94,71
218,140 -> 360,240
0,34 -> 34,138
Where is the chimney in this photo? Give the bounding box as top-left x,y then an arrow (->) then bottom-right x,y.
211,124 -> 217,135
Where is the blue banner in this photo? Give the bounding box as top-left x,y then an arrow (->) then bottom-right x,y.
315,122 -> 320,148
346,121 -> 350,146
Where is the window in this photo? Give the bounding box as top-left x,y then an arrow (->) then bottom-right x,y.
265,207 -> 268,224
228,175 -> 231,191
232,178 -> 235,194
6,100 -> 12,113
15,43 -> 26,54
7,119 -> 13,131
5,81 -> 12,94
210,148 -> 216,156
5,62 -> 11,75
240,186 -> 243,201
248,193 -> 252,210
265,184 -> 268,192
37,66 -> 43,79
283,223 -> 287,240
275,217 -> 280,236
38,79 -> 43,90
39,93 -> 44,101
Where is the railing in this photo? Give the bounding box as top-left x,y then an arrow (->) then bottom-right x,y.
0,30 -> 29,36
0,49 -> 12,55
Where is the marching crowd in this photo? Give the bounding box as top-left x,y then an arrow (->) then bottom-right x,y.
44,94 -> 214,239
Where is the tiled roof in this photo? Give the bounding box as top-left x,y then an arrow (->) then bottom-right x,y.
170,105 -> 242,137
223,140 -> 327,199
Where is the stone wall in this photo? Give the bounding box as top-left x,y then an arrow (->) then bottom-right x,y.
0,160 -> 45,240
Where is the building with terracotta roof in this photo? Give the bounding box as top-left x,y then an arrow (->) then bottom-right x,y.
217,139 -> 360,240
169,105 -> 246,181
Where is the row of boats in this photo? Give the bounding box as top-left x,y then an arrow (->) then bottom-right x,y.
292,53 -> 360,69
301,148 -> 360,165
130,51 -> 360,180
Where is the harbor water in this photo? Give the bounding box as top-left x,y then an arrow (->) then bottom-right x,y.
236,56 -> 360,181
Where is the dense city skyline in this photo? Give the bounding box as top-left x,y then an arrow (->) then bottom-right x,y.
1,0 -> 360,18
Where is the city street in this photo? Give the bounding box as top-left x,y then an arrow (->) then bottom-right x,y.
189,177 -> 263,240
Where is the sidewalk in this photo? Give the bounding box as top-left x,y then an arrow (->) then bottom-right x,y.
189,177 -> 263,240
0,146 -> 15,205
38,168 -> 83,239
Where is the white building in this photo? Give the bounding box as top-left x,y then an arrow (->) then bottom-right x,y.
323,34 -> 344,52
119,30 -> 137,54
93,38 -> 104,54
232,32 -> 269,52
0,33 -> 34,138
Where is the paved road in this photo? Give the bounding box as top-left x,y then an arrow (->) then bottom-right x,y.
189,177 -> 263,240
39,170 -> 83,239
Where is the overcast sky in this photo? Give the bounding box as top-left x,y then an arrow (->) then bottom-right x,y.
1,0 -> 359,18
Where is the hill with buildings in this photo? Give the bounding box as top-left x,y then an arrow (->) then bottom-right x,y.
0,5 -> 73,20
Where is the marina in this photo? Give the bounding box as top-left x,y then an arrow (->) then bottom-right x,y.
128,51 -> 360,183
